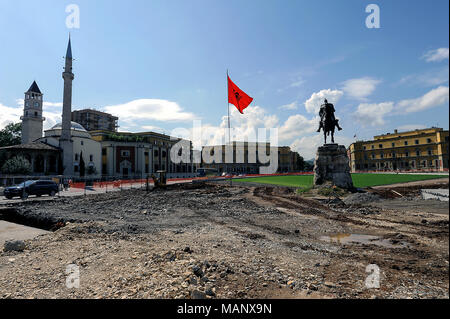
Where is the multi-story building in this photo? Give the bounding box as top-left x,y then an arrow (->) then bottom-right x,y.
348,127 -> 449,172
200,142 -> 303,174
71,109 -> 119,132
90,130 -> 195,178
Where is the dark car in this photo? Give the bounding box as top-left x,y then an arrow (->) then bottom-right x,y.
3,180 -> 58,199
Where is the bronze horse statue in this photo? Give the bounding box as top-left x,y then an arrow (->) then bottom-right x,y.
317,99 -> 342,144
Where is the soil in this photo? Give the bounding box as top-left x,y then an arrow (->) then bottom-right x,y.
0,181 -> 448,299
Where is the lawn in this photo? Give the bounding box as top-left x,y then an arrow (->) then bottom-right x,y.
235,173 -> 448,188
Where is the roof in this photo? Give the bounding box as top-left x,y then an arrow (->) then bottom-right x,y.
0,142 -> 60,151
27,81 -> 42,94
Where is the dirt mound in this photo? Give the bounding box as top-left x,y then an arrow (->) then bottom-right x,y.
343,193 -> 381,205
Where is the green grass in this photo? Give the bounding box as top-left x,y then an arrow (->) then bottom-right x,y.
235,173 -> 447,188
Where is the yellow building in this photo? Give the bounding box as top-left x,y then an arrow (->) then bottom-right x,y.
348,127 -> 449,172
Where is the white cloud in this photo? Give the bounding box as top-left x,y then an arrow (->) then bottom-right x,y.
422,48 -> 449,62
278,101 -> 298,110
399,67 -> 449,87
341,77 -> 381,100
353,86 -> 449,127
0,100 -> 62,131
354,102 -> 394,127
396,86 -> 449,113
278,114 -> 318,141
0,103 -> 22,129
304,89 -> 344,114
104,99 -> 196,123
290,134 -> 353,160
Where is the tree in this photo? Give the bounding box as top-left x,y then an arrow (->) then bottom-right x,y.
294,153 -> 305,171
1,156 -> 32,175
79,151 -> 85,177
0,123 -> 21,147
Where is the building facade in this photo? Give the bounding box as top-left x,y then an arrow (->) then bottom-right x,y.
200,142 -> 302,174
348,127 -> 449,172
90,130 -> 195,178
71,109 -> 119,132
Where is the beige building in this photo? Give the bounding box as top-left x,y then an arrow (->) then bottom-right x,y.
348,127 -> 449,172
201,142 -> 302,174
72,109 -> 119,132
90,130 -> 195,178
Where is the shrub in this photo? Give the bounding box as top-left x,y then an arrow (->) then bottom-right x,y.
1,156 -> 32,175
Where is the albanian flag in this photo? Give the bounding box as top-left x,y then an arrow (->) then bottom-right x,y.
228,75 -> 253,114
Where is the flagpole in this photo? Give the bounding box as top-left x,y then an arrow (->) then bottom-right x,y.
227,69 -> 232,186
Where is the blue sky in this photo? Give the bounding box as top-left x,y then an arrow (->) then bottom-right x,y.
0,0 -> 448,159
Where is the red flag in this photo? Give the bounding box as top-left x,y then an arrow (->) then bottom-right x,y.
228,75 -> 253,114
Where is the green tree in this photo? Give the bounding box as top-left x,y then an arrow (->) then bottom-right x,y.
0,123 -> 21,147
79,151 -> 86,177
1,156 -> 32,175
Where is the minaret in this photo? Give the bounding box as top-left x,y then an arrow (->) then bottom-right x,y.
60,36 -> 75,176
21,81 -> 45,144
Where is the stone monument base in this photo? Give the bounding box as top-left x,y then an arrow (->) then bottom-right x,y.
313,144 -> 354,189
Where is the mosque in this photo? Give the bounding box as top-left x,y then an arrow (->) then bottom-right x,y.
0,37 -> 195,179
0,38 -> 102,177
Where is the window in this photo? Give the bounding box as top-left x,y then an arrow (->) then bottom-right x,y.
363,146 -> 366,150
102,148 -> 107,155
404,141 -> 408,146
34,102 -> 39,107
371,145 -> 375,149
121,150 -> 130,157
392,152 -> 396,158
380,153 -> 384,159
34,112 -> 38,116
162,151 -> 167,158
416,150 -> 420,156
90,155 -> 93,162
372,154 -> 375,159
379,144 -> 383,148
428,150 -> 432,156
75,154 -> 79,161
154,150 -> 159,157
392,143 -> 395,147
405,151 -> 409,157
81,141 -> 84,146
415,140 -> 419,145
26,102 -> 29,107
427,138 -> 432,143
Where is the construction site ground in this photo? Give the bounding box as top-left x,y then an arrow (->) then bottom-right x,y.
0,179 -> 448,299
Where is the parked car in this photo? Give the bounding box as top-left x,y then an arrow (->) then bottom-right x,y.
3,180 -> 58,199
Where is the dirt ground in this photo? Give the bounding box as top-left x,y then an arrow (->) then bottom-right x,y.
0,181 -> 448,299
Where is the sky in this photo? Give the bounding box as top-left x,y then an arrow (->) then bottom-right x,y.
0,0 -> 448,159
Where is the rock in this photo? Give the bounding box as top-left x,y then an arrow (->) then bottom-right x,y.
313,144 -> 354,189
183,247 -> 192,253
4,240 -> 26,252
188,277 -> 198,285
294,230 -> 300,234
192,266 -> 204,278
205,287 -> 215,297
190,290 -> 206,299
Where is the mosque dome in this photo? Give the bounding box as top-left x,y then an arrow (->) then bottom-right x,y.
50,121 -> 87,132
45,121 -> 91,138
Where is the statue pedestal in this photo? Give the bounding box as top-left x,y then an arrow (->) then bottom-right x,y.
313,144 -> 354,189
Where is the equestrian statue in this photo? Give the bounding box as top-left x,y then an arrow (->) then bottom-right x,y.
317,99 -> 342,144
